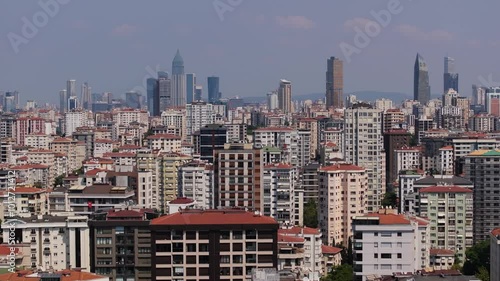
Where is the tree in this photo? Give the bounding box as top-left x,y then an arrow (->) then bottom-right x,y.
322,264 -> 353,281
303,199 -> 318,228
476,267 -> 490,281
462,240 -> 490,276
381,192 -> 397,209
409,134 -> 418,146
34,181 -> 43,188
53,174 -> 65,188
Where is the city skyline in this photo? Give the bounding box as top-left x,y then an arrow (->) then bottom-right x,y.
2,1 -> 500,104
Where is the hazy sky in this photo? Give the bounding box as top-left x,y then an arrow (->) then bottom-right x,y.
1,0 -> 500,104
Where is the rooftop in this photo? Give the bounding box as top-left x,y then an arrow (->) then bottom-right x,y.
361,213 -> 411,225
0,269 -> 107,281
419,186 -> 472,193
492,228 -> 500,237
320,164 -> 364,172
322,245 -> 342,255
278,227 -> 320,235
151,209 -> 278,226
430,248 -> 455,256
169,197 -> 195,204
468,149 -> 500,156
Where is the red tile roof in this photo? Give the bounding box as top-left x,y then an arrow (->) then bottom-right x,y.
279,227 -> 320,235
0,269 -> 107,280
147,134 -> 181,140
364,213 -> 411,225
169,197 -> 194,204
491,228 -> 500,236
0,244 -> 20,255
11,164 -> 49,170
430,248 -> 455,256
320,164 -> 364,172
322,245 -> 342,254
419,186 -> 472,193
151,209 -> 278,226
10,187 -> 47,194
278,234 -> 304,243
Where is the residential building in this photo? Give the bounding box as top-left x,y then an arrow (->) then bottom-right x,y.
0,269 -> 109,281
65,110 -> 93,137
158,152 -> 192,212
214,143 -> 263,211
186,101 -> 215,138
146,134 -> 182,153
279,227 -> 323,279
89,208 -> 159,281
318,164 -> 368,246
199,124 -> 227,163
384,129 -> 411,184
150,209 -> 279,281
178,160 -> 214,209
418,186 -> 473,260
300,163 -> 320,203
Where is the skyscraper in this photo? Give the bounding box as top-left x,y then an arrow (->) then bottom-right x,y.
125,91 -> 142,109
326,56 -> 344,108
207,76 -> 220,103
81,82 -> 92,110
444,56 -> 459,93
147,77 -> 159,116
171,49 -> 186,107
185,73 -> 196,105
194,85 -> 202,101
158,71 -> 171,112
267,91 -> 278,110
414,53 -> 431,104
278,79 -> 292,114
59,89 -> 67,114
67,79 -> 76,102
4,91 -> 19,113
67,96 -> 78,111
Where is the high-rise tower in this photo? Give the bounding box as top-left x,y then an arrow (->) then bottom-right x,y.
186,73 -> 196,104
81,82 -> 92,110
326,57 -> 344,108
278,79 -> 292,114
414,54 -> 431,104
444,56 -> 459,93
207,76 -> 220,103
59,90 -> 67,114
158,71 -> 171,112
171,50 -> 186,107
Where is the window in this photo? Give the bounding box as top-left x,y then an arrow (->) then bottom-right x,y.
374,253 -> 378,258
381,253 -> 391,259
374,232 -> 378,236
381,264 -> 392,270
381,232 -> 392,237
397,232 -> 402,237
397,253 -> 402,259
381,242 -> 392,248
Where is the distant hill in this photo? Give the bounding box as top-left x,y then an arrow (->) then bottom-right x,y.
243,91 -> 441,104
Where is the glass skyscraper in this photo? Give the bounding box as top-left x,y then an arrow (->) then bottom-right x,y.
186,73 -> 196,104
414,53 -> 431,104
207,76 -> 220,103
444,56 -> 459,93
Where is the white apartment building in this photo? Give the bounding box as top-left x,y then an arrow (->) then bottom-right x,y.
352,212 -> 430,281
65,110 -> 93,137
263,163 -> 302,226
178,160 -> 214,209
297,130 -> 312,168
186,101 -> 215,137
318,164 -> 368,246
322,129 -> 344,156
93,139 -> 116,158
137,170 -> 154,209
112,108 -> 149,127
398,170 -> 425,213
279,227 -> 324,280
344,106 -> 386,212
161,108 -> 186,140
146,134 -> 182,152
436,146 -> 454,175
253,127 -> 300,166
24,133 -> 54,150
394,147 -> 421,173
2,214 -> 90,271
0,187 -> 49,220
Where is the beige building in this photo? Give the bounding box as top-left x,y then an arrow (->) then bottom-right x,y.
318,164 -> 368,246
146,134 -> 182,153
24,133 -> 54,149
159,152 -> 192,212
49,137 -> 86,172
278,79 -> 292,114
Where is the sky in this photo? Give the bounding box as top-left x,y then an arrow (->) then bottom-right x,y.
1,0 -> 500,105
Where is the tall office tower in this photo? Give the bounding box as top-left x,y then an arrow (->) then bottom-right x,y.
67,96 -> 78,111
81,82 -> 92,110
199,124 -> 227,163
158,71 -> 171,112
171,50 -> 186,107
125,91 -> 142,109
414,53 -> 431,104
326,56 -> 344,108
3,91 -> 19,112
465,150 -> 500,242
267,91 -> 279,110
214,143 -> 263,211
278,79 -> 292,114
208,76 -> 220,103
318,164 -> 367,246
444,57 -> 459,93
186,73 -> 196,104
67,79 -> 76,106
472,85 -> 487,106
344,104 -> 386,212
147,77 -> 159,116
59,89 -> 67,114
194,85 -> 202,101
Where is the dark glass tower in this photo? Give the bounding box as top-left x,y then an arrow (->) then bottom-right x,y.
200,124 -> 227,163
207,76 -> 220,103
147,78 -> 159,116
444,57 -> 459,93
326,56 -> 344,108
414,53 -> 431,104
186,73 -> 196,104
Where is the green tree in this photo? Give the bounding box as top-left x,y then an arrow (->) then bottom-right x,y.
462,240 -> 490,276
53,174 -> 65,188
303,199 -> 318,228
476,267 -> 490,281
409,134 -> 418,146
322,264 -> 353,281
381,192 -> 397,208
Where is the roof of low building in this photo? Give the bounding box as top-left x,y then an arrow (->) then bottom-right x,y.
419,186 -> 472,193
322,245 -> 342,255
430,248 -> 455,256
0,269 -> 107,280
151,209 -> 278,226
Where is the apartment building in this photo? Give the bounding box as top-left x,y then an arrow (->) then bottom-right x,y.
49,137 -> 86,172
24,133 -> 54,149
300,163 -> 320,203
161,108 -> 186,140
465,149 -> 500,241
159,152 -> 192,212
263,163 -> 302,226
214,143 -> 263,211
89,208 -> 159,281
491,228 -> 500,281
186,101 -> 215,138
394,146 -> 421,177
318,164 -> 368,246
178,160 -> 214,209
146,134 -> 182,153
0,269 -> 109,281
398,170 -> 425,214
253,127 -> 300,166
2,214 -> 90,271
150,209 -> 279,281
0,187 -> 48,219
352,212 -> 430,281
418,186 -> 473,260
